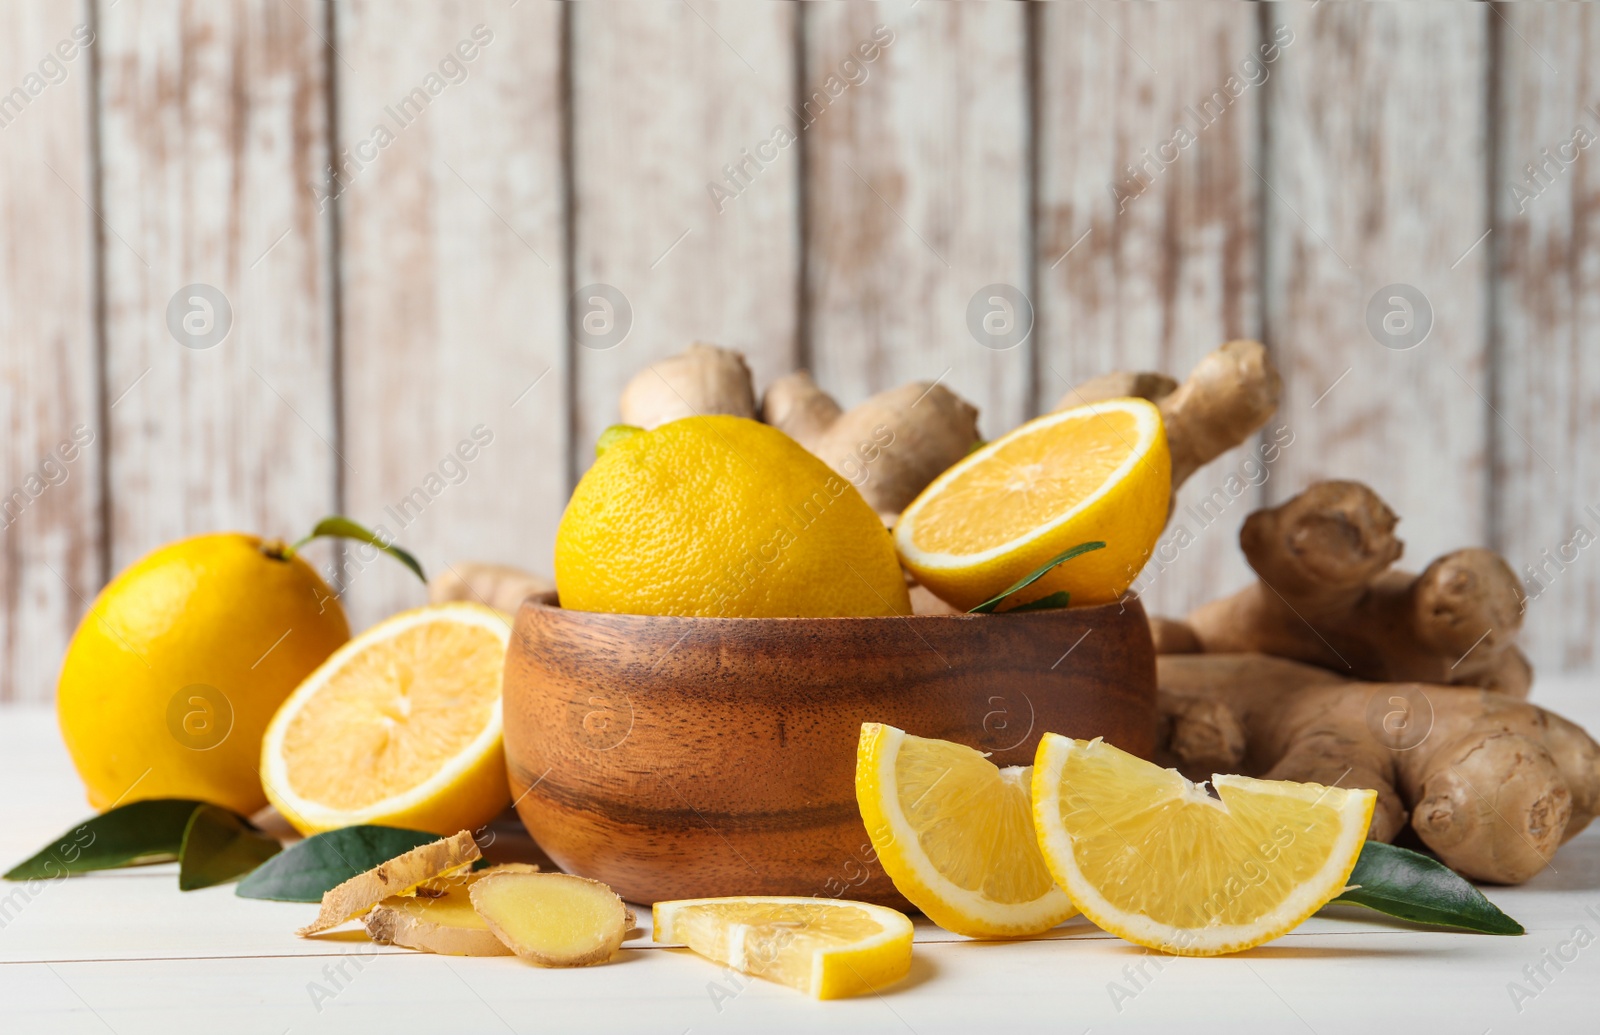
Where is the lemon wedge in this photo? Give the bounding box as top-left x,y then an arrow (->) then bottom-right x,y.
653,896 -> 913,999
856,723 -> 1075,937
1032,734 -> 1375,956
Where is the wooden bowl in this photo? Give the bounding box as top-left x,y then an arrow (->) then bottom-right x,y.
502,593 -> 1156,906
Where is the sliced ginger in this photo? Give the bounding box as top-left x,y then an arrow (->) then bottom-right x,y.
297,830 -> 480,936
364,863 -> 539,957
468,872 -> 633,967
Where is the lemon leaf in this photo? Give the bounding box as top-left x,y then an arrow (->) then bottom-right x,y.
595,424 -> 644,458
1326,841 -> 1523,935
294,516 -> 426,584
235,826 -> 444,902
1002,590 -> 1073,613
968,541 -> 1106,614
4,799 -> 208,881
178,805 -> 281,891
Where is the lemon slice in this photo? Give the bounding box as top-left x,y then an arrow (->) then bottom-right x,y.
895,398 -> 1170,611
1032,735 -> 1375,956
653,897 -> 913,1000
261,603 -> 511,835
855,723 -> 1075,937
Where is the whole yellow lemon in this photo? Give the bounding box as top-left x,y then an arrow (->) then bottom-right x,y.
57,533 -> 351,815
557,416 -> 911,617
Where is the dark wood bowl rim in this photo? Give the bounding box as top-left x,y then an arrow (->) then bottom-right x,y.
521,590 -> 1141,626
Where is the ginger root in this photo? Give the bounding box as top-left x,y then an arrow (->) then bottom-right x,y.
1057,340 -> 1282,491
364,863 -> 539,957
613,344 -> 982,516
428,562 -> 553,615
612,339 -> 1279,523
1160,480 -> 1532,697
1157,653 -> 1600,884
469,871 -> 633,967
298,830 -> 480,936
762,374 -> 981,516
619,343 -> 756,429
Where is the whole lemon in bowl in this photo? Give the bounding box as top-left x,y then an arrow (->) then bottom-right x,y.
57,533 -> 350,815
556,416 -> 911,617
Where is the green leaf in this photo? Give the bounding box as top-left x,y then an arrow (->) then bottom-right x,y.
235,826 -> 442,902
178,805 -> 281,891
4,799 -> 206,881
968,542 -> 1107,614
293,516 -> 426,584
1326,841 -> 1524,935
595,424 -> 644,458
1004,590 -> 1073,613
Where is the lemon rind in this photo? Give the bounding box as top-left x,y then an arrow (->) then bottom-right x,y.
261,602 -> 509,832
895,398 -> 1164,570
859,724 -> 1077,937
1032,734 -> 1376,957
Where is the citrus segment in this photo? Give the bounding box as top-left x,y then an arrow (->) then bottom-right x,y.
1031,735 -> 1375,956
895,398 -> 1170,611
855,723 -> 1075,937
653,896 -> 913,999
262,603 -> 511,835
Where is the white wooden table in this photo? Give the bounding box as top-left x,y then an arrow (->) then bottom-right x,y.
3,677 -> 1598,1035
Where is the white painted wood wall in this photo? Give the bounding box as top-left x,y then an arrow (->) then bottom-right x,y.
2,1 -> 1595,702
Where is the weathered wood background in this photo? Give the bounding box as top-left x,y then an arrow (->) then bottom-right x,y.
1,1 -> 1595,702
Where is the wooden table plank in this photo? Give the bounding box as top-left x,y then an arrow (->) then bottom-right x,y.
2,674 -> 1597,1030
1491,3 -> 1600,672
804,0 -> 1031,434
335,0 -> 568,628
570,0 -> 799,476
1262,1 -> 1492,569
1,865 -> 1595,1034
97,0 -> 340,574
0,0 -> 100,703
1034,0 -> 1265,619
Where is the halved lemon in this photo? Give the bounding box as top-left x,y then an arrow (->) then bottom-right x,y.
855,723 -> 1075,937
653,896 -> 913,1000
1032,735 -> 1375,957
262,603 -> 511,836
895,398 -> 1170,611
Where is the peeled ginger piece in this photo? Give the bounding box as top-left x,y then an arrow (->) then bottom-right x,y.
298,830 -> 480,936
469,872 -> 633,967
365,863 -> 539,957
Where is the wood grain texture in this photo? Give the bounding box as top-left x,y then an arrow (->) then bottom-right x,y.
570,1 -> 798,476
504,593 -> 1157,905
0,1 -> 99,701
1034,1 -> 1264,621
337,0 -> 566,631
97,0 -> 337,570
1491,3 -> 1600,671
804,0 -> 1030,434
1263,2 -> 1491,571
